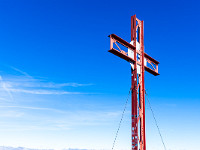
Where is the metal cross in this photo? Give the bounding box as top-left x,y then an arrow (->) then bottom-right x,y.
108,15 -> 160,150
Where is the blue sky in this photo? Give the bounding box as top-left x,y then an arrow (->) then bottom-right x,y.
0,0 -> 199,150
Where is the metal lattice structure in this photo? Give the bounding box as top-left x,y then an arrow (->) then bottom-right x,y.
108,15 -> 160,150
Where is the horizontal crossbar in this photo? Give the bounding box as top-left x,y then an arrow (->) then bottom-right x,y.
109,48 -> 136,63
109,48 -> 159,76
108,34 -> 160,76
108,34 -> 135,50
144,53 -> 159,64
144,66 -> 160,76
109,34 -> 159,64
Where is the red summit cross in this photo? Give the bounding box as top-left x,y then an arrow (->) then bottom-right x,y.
108,15 -> 160,150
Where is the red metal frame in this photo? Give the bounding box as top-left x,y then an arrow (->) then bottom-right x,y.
108,15 -> 160,150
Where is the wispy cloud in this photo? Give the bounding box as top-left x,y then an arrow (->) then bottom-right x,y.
3,80 -> 92,88
0,66 -> 101,133
0,105 -> 122,120
8,88 -> 83,95
9,66 -> 33,79
0,110 -> 24,118
0,66 -> 93,95
0,146 -> 98,150
0,76 -> 13,101
0,97 -> 7,101
0,105 -> 123,131
0,105 -> 66,113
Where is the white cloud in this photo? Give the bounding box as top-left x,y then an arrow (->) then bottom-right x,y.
0,105 -> 66,113
3,80 -> 92,88
0,104 -> 124,131
7,88 -> 83,95
0,67 -> 92,95
0,110 -> 24,118
0,146 -> 95,150
0,66 -> 93,97
0,75 -> 13,101
9,66 -> 33,79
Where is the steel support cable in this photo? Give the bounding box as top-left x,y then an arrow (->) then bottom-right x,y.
112,88 -> 132,150
145,92 -> 167,150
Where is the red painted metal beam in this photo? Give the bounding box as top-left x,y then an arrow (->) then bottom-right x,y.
140,20 -> 146,150
108,48 -> 159,76
131,14 -> 138,150
108,48 -> 135,63
144,53 -> 159,64
144,66 -> 160,76
108,34 -> 135,51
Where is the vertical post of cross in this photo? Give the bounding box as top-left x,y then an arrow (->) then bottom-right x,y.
139,20 -> 146,150
131,15 -> 146,150
108,14 -> 160,150
131,14 -> 138,150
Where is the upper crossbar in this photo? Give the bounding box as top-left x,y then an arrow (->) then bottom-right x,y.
108,34 -> 160,76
